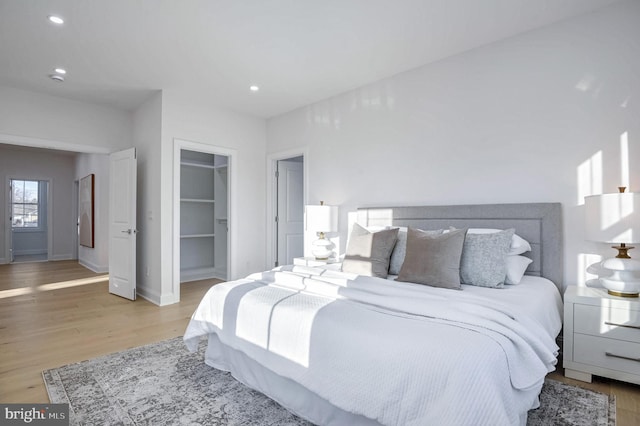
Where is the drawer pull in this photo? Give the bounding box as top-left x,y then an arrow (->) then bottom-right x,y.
604,321 -> 640,330
605,352 -> 640,362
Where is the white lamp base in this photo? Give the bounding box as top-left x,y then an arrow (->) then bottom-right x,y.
600,258 -> 640,297
311,236 -> 334,260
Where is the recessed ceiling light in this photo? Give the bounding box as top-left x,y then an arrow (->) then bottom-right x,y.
250,85 -> 259,92
54,68 -> 67,74
49,74 -> 64,82
48,15 -> 64,25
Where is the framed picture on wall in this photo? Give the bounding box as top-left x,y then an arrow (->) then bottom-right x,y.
79,173 -> 95,248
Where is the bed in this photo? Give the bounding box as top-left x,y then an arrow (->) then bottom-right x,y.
184,203 -> 564,426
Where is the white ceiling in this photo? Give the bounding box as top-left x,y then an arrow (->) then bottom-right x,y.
0,0 -> 623,118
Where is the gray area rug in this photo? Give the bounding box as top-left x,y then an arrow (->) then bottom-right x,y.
43,337 -> 615,425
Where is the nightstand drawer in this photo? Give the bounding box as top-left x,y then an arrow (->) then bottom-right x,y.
574,304 -> 640,343
574,333 -> 640,376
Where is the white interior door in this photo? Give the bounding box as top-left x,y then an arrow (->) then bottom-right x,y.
277,160 -> 304,266
109,148 -> 137,300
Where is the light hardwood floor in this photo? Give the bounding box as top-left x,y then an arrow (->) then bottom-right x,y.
0,260 -> 217,403
1,261 -> 639,424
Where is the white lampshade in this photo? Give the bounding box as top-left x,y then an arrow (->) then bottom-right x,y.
585,191 -> 640,297
305,204 -> 338,233
305,203 -> 338,260
585,192 -> 640,244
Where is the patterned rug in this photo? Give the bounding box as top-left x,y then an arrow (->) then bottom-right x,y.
43,337 -> 615,425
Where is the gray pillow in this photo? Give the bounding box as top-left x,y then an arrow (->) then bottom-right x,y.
341,223 -> 399,278
389,227 -> 443,276
460,228 -> 515,288
396,228 -> 467,289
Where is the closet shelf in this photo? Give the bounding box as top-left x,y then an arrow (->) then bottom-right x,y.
180,233 -> 215,239
181,160 -> 228,170
181,198 -> 215,203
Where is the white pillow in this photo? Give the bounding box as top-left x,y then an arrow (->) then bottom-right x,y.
466,228 -> 532,255
342,224 -> 399,278
505,255 -> 533,284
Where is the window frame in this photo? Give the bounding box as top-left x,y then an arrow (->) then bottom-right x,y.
10,179 -> 43,232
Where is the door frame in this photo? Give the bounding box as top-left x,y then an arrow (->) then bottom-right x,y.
266,148 -> 308,268
5,176 -> 53,263
72,179 -> 79,260
172,138 -> 237,302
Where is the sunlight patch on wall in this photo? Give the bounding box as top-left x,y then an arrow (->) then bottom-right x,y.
577,253 -> 602,286
621,96 -> 631,108
575,73 -> 596,92
360,208 -> 395,227
577,151 -> 602,205
349,83 -> 395,112
306,102 -> 341,130
620,131 -> 629,189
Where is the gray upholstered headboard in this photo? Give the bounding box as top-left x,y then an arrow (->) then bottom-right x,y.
356,203 -> 563,291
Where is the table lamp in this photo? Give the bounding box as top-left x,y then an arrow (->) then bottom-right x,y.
305,201 -> 338,260
585,187 -> 640,297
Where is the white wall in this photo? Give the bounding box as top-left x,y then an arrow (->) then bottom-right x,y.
75,153 -> 110,272
0,86 -> 133,153
132,91 -> 163,302
0,145 -> 76,263
267,1 -> 640,289
131,90 -> 266,305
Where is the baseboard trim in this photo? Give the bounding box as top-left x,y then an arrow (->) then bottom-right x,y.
136,285 -> 162,306
78,259 -> 108,273
49,254 -> 74,261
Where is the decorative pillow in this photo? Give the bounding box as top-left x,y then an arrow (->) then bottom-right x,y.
389,227 -> 443,275
459,229 -> 515,288
341,223 -> 399,278
505,255 -> 533,285
396,228 -> 467,289
456,228 -> 531,255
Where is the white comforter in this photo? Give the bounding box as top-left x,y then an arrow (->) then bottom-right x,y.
184,265 -> 560,426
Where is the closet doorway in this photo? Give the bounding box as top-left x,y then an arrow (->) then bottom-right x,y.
178,149 -> 229,283
9,178 -> 50,263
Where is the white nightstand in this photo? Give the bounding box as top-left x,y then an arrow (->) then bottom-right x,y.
564,285 -> 640,385
293,257 -> 338,267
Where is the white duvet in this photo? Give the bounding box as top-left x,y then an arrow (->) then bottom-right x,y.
184,265 -> 561,426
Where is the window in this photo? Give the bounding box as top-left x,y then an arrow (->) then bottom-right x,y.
11,180 -> 40,228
